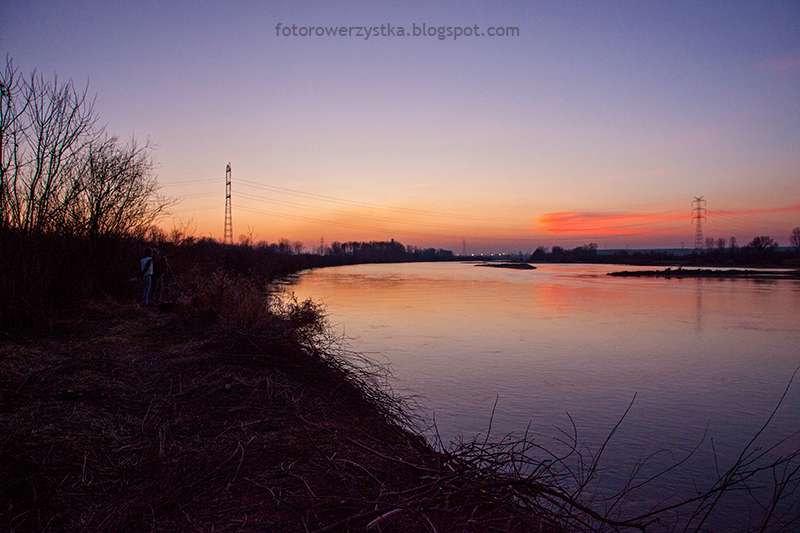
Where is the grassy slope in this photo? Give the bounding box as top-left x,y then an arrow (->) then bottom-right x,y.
0,298 -> 556,532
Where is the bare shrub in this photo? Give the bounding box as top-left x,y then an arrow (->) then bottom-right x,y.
70,136 -> 171,241
0,57 -> 172,330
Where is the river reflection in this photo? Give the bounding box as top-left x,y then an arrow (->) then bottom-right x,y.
287,262 -> 800,523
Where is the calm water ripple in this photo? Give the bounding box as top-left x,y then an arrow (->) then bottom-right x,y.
288,262 -> 800,526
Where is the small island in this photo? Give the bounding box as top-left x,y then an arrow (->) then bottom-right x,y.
608,268 -> 800,280
475,262 -> 537,270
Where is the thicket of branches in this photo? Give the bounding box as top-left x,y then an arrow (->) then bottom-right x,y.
0,57 -> 171,331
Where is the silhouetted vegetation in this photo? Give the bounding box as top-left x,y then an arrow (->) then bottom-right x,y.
531,243 -> 599,263
0,58 -> 173,332
530,235 -> 800,268
325,239 -> 455,262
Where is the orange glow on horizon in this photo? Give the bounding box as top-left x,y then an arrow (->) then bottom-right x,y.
165,196 -> 800,251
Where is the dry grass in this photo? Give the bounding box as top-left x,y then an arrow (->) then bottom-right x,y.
0,277 -> 563,532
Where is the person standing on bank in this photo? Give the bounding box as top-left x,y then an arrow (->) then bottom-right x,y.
141,248 -> 153,305
151,249 -> 169,305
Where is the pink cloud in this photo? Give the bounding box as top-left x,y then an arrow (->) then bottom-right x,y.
530,211 -> 686,236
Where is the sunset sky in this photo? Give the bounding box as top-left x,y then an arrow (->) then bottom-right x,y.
3,1 -> 799,253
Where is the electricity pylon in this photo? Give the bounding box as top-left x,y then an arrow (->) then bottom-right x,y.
223,163 -> 233,244
692,196 -> 706,250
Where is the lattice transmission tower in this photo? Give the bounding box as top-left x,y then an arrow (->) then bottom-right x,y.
692,196 -> 706,250
223,163 -> 233,244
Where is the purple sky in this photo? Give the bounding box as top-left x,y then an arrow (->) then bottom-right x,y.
3,1 -> 799,253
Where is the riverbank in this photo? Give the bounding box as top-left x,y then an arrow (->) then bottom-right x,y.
0,289 -> 565,532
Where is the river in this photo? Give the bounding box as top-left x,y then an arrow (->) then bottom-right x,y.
285,261 -> 800,527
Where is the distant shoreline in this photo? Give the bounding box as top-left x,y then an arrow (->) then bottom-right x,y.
608,268 -> 800,280
475,262 -> 536,270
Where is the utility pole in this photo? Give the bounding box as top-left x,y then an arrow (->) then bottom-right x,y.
462,239 -> 466,256
692,196 -> 706,250
223,163 -> 233,244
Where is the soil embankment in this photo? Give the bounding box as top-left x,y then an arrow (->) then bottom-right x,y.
0,297 -> 558,532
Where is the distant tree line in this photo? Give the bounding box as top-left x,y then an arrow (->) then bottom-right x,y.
324,239 -> 454,262
530,243 -> 599,263
529,232 -> 800,266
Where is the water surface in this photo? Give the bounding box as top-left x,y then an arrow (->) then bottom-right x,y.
287,262 -> 800,519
